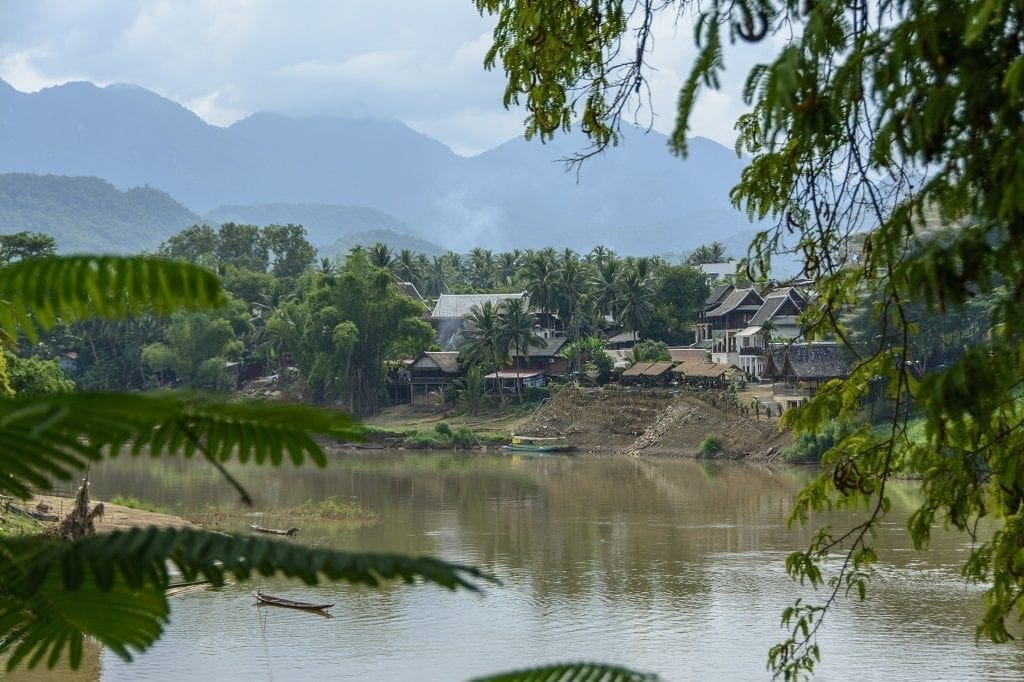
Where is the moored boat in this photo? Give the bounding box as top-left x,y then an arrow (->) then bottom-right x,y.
502,435 -> 574,453
253,591 -> 334,611
249,523 -> 299,536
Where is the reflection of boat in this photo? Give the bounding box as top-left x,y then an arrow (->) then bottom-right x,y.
249,524 -> 299,536
502,435 -> 575,453
253,591 -> 334,611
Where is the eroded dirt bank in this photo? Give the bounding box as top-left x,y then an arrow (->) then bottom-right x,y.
518,387 -> 791,461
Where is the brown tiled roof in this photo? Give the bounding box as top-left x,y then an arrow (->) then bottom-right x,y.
642,361 -> 676,376
620,362 -> 655,377
671,359 -> 730,378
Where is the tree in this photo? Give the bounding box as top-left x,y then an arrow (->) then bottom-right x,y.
497,297 -> 545,403
685,242 -> 728,266
616,264 -> 654,341
475,0 -> 1024,677
459,300 -> 507,372
0,255 -> 487,673
0,231 -> 56,265
263,223 -> 317,280
215,223 -> 268,272
646,264 -> 710,345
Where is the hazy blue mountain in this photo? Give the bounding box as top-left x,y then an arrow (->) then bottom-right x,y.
0,79 -> 760,255
204,202 -> 411,248
0,173 -> 201,253
320,229 -> 447,261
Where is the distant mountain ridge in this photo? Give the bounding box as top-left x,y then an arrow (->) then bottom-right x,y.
0,79 -> 759,254
203,202 -> 412,248
0,173 -> 200,253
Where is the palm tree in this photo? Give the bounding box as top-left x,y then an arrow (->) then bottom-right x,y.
617,265 -> 655,341
497,297 -> 545,403
425,256 -> 450,297
369,242 -> 394,269
496,251 -> 521,287
468,248 -> 495,289
520,250 -> 560,320
459,301 -> 507,371
591,257 -> 622,319
555,257 -> 590,338
587,245 -> 615,267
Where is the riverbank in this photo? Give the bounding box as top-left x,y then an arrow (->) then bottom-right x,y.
27,494 -> 195,532
362,386 -> 790,460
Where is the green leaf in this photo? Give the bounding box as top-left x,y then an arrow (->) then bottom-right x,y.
0,391 -> 364,500
472,662 -> 658,682
0,256 -> 224,342
0,527 -> 495,670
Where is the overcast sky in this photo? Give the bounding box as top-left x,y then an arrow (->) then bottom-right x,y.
0,1 -> 775,156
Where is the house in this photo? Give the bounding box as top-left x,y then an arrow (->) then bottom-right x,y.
604,330 -> 639,350
697,262 -> 738,284
487,335 -> 570,393
734,287 -> 807,379
428,292 -> 527,350
700,287 -> 765,367
764,342 -> 852,410
406,351 -> 461,405
693,284 -> 734,347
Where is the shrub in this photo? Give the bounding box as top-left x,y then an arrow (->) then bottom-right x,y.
783,419 -> 853,462
434,421 -> 453,437
109,495 -> 172,515
403,432 -> 444,448
451,426 -> 479,448
698,434 -> 723,456
524,386 -> 550,403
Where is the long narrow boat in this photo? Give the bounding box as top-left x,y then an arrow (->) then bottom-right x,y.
249,523 -> 299,536
253,591 -> 334,611
502,435 -> 575,453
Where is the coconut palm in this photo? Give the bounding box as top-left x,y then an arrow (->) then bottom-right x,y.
497,297 -> 545,403
369,242 -> 394,269
459,301 -> 507,371
495,250 -> 521,287
425,256 -> 450,297
520,250 -> 560,319
617,265 -> 655,341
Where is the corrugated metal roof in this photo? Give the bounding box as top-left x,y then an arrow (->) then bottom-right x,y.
430,292 -> 527,319
486,370 -> 546,379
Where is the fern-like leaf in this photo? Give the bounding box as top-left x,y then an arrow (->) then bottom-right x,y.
0,527 -> 494,670
0,256 -> 224,341
0,392 -> 364,500
472,662 -> 658,682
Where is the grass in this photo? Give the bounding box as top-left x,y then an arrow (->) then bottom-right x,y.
108,495 -> 172,515
0,511 -> 45,537
188,496 -> 378,529
698,434 -> 723,456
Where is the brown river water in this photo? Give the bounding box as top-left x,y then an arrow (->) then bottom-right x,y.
14,451 -> 1024,681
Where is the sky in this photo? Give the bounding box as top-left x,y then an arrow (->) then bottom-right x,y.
0,1 -> 777,156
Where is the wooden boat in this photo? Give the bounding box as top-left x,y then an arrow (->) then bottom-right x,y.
253,591 -> 334,611
249,523 -> 299,536
502,435 -> 575,453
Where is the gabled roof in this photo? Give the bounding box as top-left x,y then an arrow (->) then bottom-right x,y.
411,351 -> 461,374
705,288 -> 763,318
430,292 -> 527,319
747,287 -> 806,327
671,359 -> 732,378
605,331 -> 637,345
704,284 -> 734,310
518,335 -> 568,358
398,281 -> 425,302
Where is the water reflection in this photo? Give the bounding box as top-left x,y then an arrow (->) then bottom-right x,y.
14,451 -> 1024,681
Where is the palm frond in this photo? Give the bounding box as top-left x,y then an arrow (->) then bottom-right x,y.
472,662 -> 658,682
0,391 -> 364,500
0,527 -> 494,669
0,256 -> 224,341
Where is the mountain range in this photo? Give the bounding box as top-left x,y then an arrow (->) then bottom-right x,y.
0,78 -> 759,255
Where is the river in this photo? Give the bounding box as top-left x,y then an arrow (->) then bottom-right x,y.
20,451 -> 1024,681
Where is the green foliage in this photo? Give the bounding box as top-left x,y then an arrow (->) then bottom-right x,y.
524,386 -> 549,403
454,365 -> 489,415
451,426 -> 480,448
783,420 -> 855,463
472,662 -> 657,682
476,0 -> 1024,676
0,527 -> 492,670
698,434 -> 723,456
434,421 -> 453,437
0,231 -> 56,266
0,256 -> 224,343
685,242 -> 727,266
630,340 -> 670,363
108,495 -> 171,515
4,352 -> 74,396
403,431 -> 446,449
